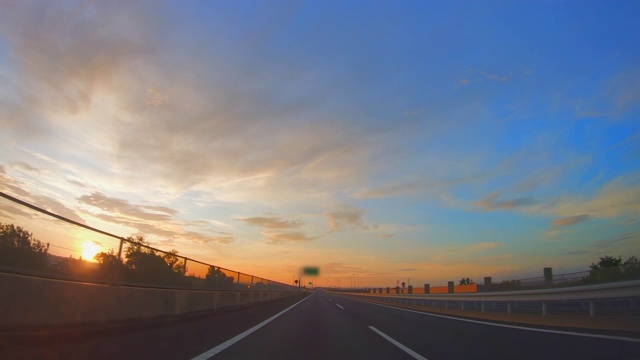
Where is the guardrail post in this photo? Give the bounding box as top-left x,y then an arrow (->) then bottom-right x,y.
542,302 -> 548,316
589,301 -> 595,317
461,301 -> 465,310
507,302 -> 512,314
481,302 -> 485,312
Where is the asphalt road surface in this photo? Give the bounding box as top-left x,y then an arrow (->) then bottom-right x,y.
2,289 -> 639,359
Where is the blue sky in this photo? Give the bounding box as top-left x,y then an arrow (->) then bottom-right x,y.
0,1 -> 639,286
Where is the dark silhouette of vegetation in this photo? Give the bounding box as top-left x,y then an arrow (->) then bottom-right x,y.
459,277 -> 474,285
49,256 -> 98,277
0,222 -> 287,291
587,255 -> 640,283
624,256 -> 640,278
0,223 -> 49,271
93,236 -> 186,287
205,266 -> 235,289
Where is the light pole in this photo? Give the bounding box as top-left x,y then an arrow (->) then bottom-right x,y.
351,274 -> 360,289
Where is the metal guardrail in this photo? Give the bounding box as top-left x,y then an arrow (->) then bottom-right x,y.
347,281 -> 640,317
0,191 -> 294,291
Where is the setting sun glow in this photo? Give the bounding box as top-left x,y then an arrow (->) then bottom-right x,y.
81,241 -> 101,261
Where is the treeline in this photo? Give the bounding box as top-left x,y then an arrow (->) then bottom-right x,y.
0,223 -> 49,271
587,255 -> 640,282
0,222 -> 260,290
490,255 -> 640,291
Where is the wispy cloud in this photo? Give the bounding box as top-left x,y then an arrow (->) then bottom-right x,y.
354,176 -> 479,200
263,230 -> 316,245
236,215 -> 315,245
237,216 -> 302,229
474,192 -> 536,211
468,242 -> 500,251
591,233 -> 637,249
1,166 -> 86,224
457,78 -> 470,86
181,231 -> 234,245
11,162 -> 41,174
564,250 -> 589,256
78,192 -> 176,222
456,68 -> 511,86
481,71 -> 511,82
552,214 -> 590,227
530,178 -> 640,219
326,204 -> 372,231
77,191 -> 231,244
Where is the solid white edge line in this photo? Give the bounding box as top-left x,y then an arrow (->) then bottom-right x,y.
191,293 -> 313,360
369,326 -> 428,360
336,303 -> 344,309
344,296 -> 640,343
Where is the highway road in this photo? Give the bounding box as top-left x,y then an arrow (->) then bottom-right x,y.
194,289 -> 640,360
2,289 -> 639,359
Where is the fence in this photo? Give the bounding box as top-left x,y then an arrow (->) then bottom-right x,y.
342,280 -> 640,318
483,266 -> 639,292
0,191 -> 294,291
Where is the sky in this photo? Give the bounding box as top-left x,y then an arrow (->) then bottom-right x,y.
0,0 -> 639,287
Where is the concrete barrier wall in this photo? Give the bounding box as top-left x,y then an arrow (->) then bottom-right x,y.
0,272 -> 296,328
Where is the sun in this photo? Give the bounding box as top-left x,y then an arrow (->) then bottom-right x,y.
81,241 -> 101,261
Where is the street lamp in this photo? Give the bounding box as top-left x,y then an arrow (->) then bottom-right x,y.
352,273 -> 360,289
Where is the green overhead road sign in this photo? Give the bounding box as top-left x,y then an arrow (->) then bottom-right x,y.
303,267 -> 319,276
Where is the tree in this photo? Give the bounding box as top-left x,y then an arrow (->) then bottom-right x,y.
501,279 -> 520,290
459,277 -> 474,285
623,256 -> 640,279
122,236 -> 184,286
591,255 -> 623,268
163,249 -> 186,274
95,249 -> 123,268
0,223 -> 49,271
589,255 -> 623,282
94,249 -> 126,282
205,266 -> 235,289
